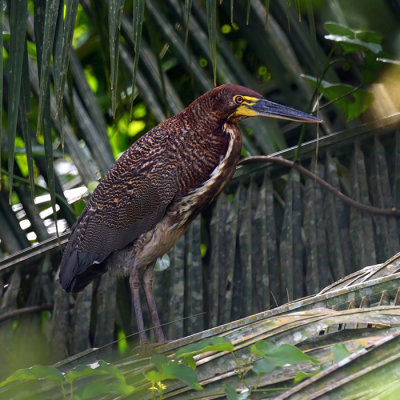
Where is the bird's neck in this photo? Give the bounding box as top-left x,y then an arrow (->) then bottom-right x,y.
183,98 -> 227,134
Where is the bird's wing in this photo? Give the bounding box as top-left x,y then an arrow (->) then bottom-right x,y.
77,170 -> 176,254
59,142 -> 177,291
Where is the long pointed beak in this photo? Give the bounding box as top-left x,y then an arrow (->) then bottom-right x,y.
249,98 -> 323,123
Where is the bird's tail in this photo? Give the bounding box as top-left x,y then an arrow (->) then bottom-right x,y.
58,228 -> 109,292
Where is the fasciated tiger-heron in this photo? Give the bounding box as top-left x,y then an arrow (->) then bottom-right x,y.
59,84 -> 322,343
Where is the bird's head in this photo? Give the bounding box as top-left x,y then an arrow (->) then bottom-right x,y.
209,84 -> 322,125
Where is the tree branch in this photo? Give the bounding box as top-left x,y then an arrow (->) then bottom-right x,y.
239,156 -> 400,217
0,304 -> 53,323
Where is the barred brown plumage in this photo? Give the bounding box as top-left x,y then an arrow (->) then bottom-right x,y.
59,84 -> 322,343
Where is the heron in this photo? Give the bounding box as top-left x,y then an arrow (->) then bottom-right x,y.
59,84 -> 322,343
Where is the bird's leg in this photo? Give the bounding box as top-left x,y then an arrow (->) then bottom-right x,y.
129,270 -> 148,343
143,265 -> 166,344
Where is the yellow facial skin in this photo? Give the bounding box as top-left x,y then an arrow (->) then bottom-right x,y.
232,96 -> 259,117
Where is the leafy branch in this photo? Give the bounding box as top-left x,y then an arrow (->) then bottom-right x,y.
0,336 -> 364,399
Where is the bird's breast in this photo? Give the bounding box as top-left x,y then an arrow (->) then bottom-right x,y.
168,122 -> 242,229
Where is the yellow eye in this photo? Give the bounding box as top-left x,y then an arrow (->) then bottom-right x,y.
234,95 -> 244,104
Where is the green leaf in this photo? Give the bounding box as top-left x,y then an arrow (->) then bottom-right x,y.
324,22 -> 382,54
356,30 -> 383,45
65,360 -> 125,384
362,51 -> 383,84
325,34 -> 382,54
183,355 -> 197,370
224,383 -> 251,400
76,381 -> 135,400
324,22 -> 383,45
265,344 -> 319,365
332,343 -> 351,363
7,0 -> 28,201
294,370 -> 319,384
0,365 -> 64,387
145,363 -> 202,391
250,340 -> 275,358
174,337 -> 234,359
251,341 -> 319,376
148,353 -> 203,391
324,22 -> 354,37
302,75 -> 374,120
150,354 -> 170,371
161,363 -> 203,391
252,359 -> 276,376
144,370 -> 174,383
327,86 -> 373,120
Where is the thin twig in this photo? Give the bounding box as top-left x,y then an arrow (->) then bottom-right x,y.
239,156 -> 400,217
0,304 -> 53,323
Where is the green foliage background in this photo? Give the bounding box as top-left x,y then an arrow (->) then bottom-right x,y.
1,0 -> 400,389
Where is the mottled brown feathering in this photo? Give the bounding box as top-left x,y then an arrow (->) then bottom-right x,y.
59,83 -> 322,343
59,84 -> 261,291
